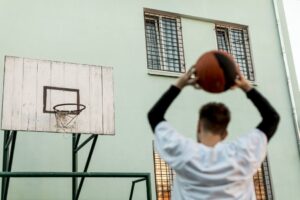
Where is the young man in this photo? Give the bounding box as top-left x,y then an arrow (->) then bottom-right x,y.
147,67 -> 280,200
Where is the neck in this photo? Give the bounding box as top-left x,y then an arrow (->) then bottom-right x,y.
198,132 -> 223,147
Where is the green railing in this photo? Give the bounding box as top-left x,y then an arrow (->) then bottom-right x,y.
0,172 -> 152,200
1,131 -> 152,200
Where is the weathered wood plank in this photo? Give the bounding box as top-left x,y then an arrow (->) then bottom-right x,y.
76,64 -> 90,133
89,65 -> 103,134
63,62 -> 79,132
1,57 -> 15,130
21,58 -> 38,131
50,61 -> 65,132
36,60 -> 51,132
11,57 -> 24,130
102,67 -> 114,134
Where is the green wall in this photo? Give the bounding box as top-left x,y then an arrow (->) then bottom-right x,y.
0,0 -> 299,199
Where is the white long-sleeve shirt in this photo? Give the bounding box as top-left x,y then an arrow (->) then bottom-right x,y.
155,121 -> 268,200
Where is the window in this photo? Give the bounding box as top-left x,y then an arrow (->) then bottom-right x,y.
153,151 -> 273,200
153,151 -> 175,200
253,157 -> 274,200
216,25 -> 255,81
144,11 -> 185,74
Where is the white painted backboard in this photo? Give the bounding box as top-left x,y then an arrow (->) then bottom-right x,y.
1,56 -> 114,135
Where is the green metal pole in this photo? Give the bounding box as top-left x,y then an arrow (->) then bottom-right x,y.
129,178 -> 146,200
74,135 -> 95,152
146,174 -> 152,200
75,135 -> 98,200
0,172 -> 152,199
4,131 -> 17,200
72,134 -> 78,200
0,172 -> 150,178
1,131 -> 9,200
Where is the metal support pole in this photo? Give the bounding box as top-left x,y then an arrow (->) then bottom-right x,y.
0,172 -> 151,178
75,135 -> 95,153
75,135 -> 98,200
146,174 -> 152,200
3,131 -> 17,200
72,134 -> 78,200
1,131 -> 17,200
75,135 -> 81,150
1,131 -> 9,200
129,178 -> 146,200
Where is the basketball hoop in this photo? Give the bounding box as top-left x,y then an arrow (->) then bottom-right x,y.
53,103 -> 86,131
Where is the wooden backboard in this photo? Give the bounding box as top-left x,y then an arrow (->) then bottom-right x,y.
1,56 -> 114,135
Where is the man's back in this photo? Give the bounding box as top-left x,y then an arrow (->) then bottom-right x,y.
155,121 -> 268,199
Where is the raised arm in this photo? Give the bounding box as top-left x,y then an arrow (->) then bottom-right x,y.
147,67 -> 199,132
147,86 -> 181,132
235,72 -> 280,141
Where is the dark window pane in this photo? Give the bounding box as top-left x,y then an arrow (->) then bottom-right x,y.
161,17 -> 181,71
216,26 -> 255,81
216,29 -> 230,52
145,19 -> 161,70
144,13 -> 185,73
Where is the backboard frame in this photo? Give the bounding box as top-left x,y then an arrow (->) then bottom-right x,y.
43,86 -> 80,114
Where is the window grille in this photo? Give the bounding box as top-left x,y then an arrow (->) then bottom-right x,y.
216,25 -> 255,81
144,12 -> 185,73
153,151 -> 175,200
153,151 -> 273,200
253,157 -> 274,200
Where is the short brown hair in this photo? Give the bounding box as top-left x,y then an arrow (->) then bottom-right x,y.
199,102 -> 230,134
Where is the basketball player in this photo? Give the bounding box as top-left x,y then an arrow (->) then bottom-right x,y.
147,67 -> 280,199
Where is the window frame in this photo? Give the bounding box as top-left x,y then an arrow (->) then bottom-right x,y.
215,24 -> 256,83
144,10 -> 186,77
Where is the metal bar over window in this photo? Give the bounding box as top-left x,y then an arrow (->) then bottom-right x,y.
216,25 -> 255,82
144,12 -> 185,73
153,150 -> 175,200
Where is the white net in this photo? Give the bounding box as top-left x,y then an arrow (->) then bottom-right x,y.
53,103 -> 86,132
54,111 -> 79,132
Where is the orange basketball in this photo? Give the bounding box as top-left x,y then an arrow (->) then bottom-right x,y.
195,50 -> 238,93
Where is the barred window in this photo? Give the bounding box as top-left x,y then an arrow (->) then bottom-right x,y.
153,151 -> 273,200
153,151 -> 175,200
144,12 -> 185,73
253,157 -> 274,200
216,25 -> 255,81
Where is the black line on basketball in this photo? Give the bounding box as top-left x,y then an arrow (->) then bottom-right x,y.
214,52 -> 237,90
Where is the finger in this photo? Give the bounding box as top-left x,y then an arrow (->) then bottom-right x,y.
187,66 -> 196,76
236,68 -> 244,78
237,74 -> 246,83
235,64 -> 241,73
235,78 -> 242,85
187,77 -> 198,85
188,65 -> 195,71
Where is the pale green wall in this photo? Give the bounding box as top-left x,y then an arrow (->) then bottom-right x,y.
0,0 -> 299,199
